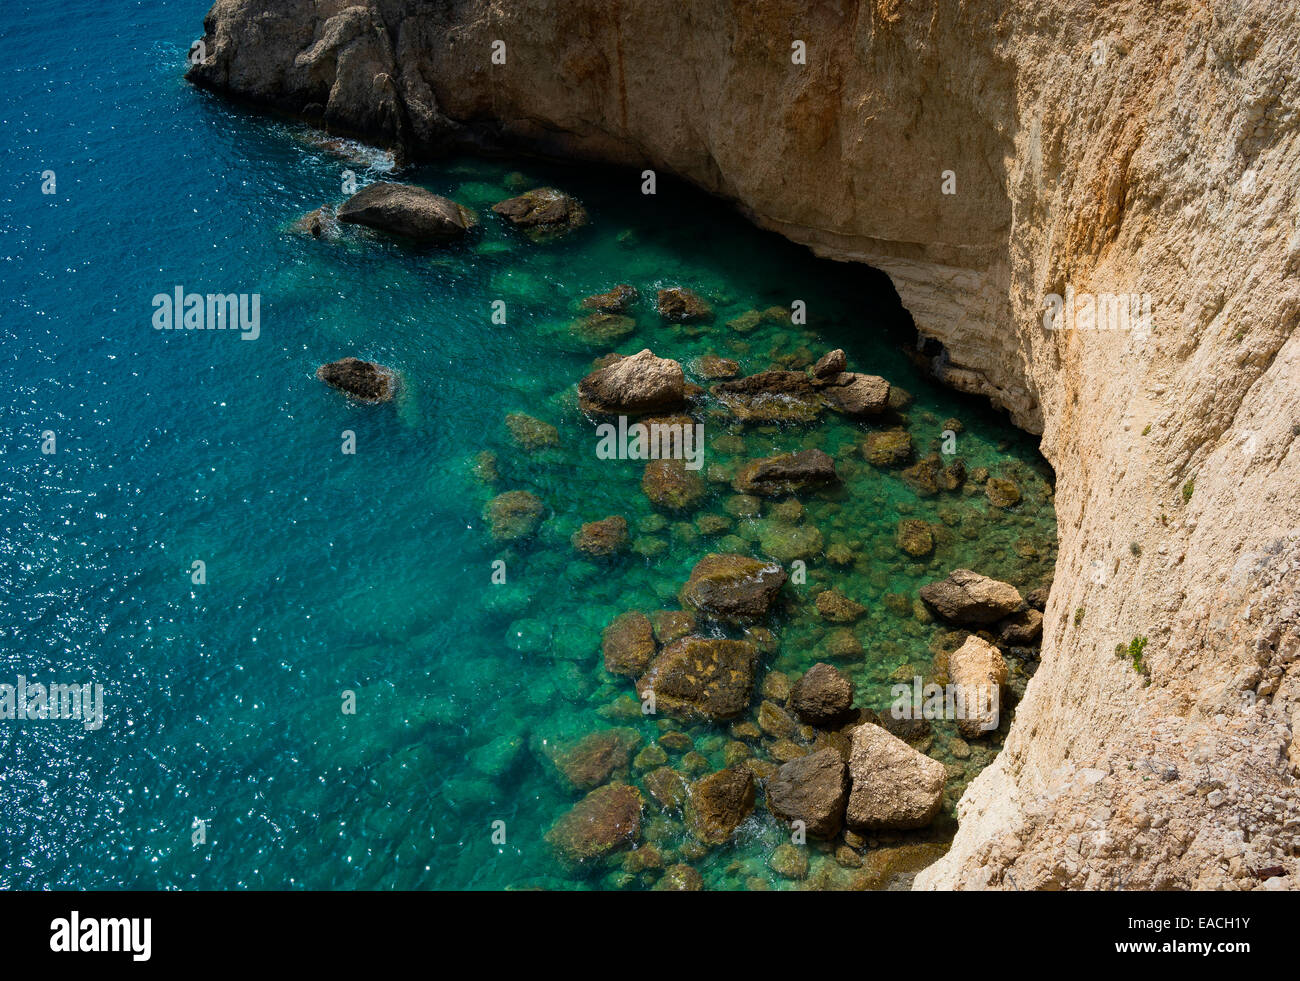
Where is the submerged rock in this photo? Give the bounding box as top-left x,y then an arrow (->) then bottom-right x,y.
636,635 -> 759,721
602,611 -> 656,677
756,520 -> 823,563
919,569 -> 1024,624
572,516 -> 629,556
862,428 -> 914,467
337,182 -> 473,242
505,412 -> 559,450
642,766 -> 689,814
986,476 -> 1022,508
815,589 -> 866,623
580,284 -> 638,313
545,783 -> 643,864
791,662 -> 855,727
845,723 -> 946,831
679,553 -> 787,622
687,767 -> 755,844
947,635 -> 1008,737
901,454 -> 944,496
578,349 -> 685,415
732,449 -> 838,497
569,312 -> 635,346
543,727 -> 643,791
769,843 -> 809,880
896,518 -> 935,557
641,459 -> 706,511
712,370 -> 822,423
491,187 -> 587,238
316,357 -> 396,402
291,206 -> 340,240
766,748 -> 849,838
483,490 -> 545,541
653,864 -> 704,890
656,287 -> 713,322
696,355 -> 740,380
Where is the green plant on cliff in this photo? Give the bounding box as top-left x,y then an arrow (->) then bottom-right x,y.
1182,479 -> 1195,503
1074,606 -> 1085,627
1115,636 -> 1150,680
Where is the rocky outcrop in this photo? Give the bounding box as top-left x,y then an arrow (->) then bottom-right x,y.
316,357 -> 396,402
337,182 -> 473,242
191,0 -> 1300,890
732,449 -> 838,497
846,723 -> 947,831
919,569 -> 1024,625
679,553 -> 787,622
790,662 -> 855,727
635,635 -> 758,721
947,635 -> 1009,738
578,349 -> 685,416
492,187 -> 587,239
766,749 -> 849,838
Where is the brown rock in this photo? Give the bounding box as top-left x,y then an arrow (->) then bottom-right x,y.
578,349 -> 685,415
766,748 -> 849,838
815,589 -> 867,623
545,783 -> 643,864
947,635 -> 1008,737
482,490 -> 545,541
636,635 -> 759,720
316,357 -> 396,402
845,723 -> 946,830
732,449 -> 838,497
336,182 -> 473,242
544,727 -> 643,790
791,662 -> 855,726
571,515 -> 629,556
656,287 -> 713,322
602,612 -> 656,677
641,459 -> 706,511
688,767 -> 756,844
492,187 -> 587,238
812,349 -> 847,378
680,553 -> 788,622
580,284 -> 638,313
919,569 -> 1024,624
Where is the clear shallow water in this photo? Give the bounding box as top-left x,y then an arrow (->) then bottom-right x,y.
0,0 -> 1056,889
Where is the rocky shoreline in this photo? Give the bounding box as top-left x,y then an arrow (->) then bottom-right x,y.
189,0 -> 1300,889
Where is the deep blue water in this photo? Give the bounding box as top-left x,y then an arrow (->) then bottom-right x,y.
0,0 -> 1056,889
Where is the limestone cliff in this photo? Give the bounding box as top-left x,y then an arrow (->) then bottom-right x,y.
188,0 -> 1300,888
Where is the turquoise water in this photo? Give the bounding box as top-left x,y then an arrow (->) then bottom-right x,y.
0,1 -> 1056,889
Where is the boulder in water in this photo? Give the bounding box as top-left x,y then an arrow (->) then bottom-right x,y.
316,357 -> 396,402
337,182 -> 474,242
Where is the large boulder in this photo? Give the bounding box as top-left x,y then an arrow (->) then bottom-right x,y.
545,783 -> 643,864
336,182 -> 473,242
491,187 -> 587,238
790,662 -> 855,727
687,767 -> 755,844
679,553 -> 787,622
578,349 -> 685,415
918,569 -> 1025,624
636,636 -> 758,721
845,723 -> 946,831
732,449 -> 838,497
862,428 -> 914,467
766,748 -> 849,838
602,611 -> 656,677
316,357 -> 396,402
947,635 -> 1009,737
819,372 -> 891,416
812,349 -> 846,378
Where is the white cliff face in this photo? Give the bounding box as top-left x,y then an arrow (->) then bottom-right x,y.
190,0 -> 1300,888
